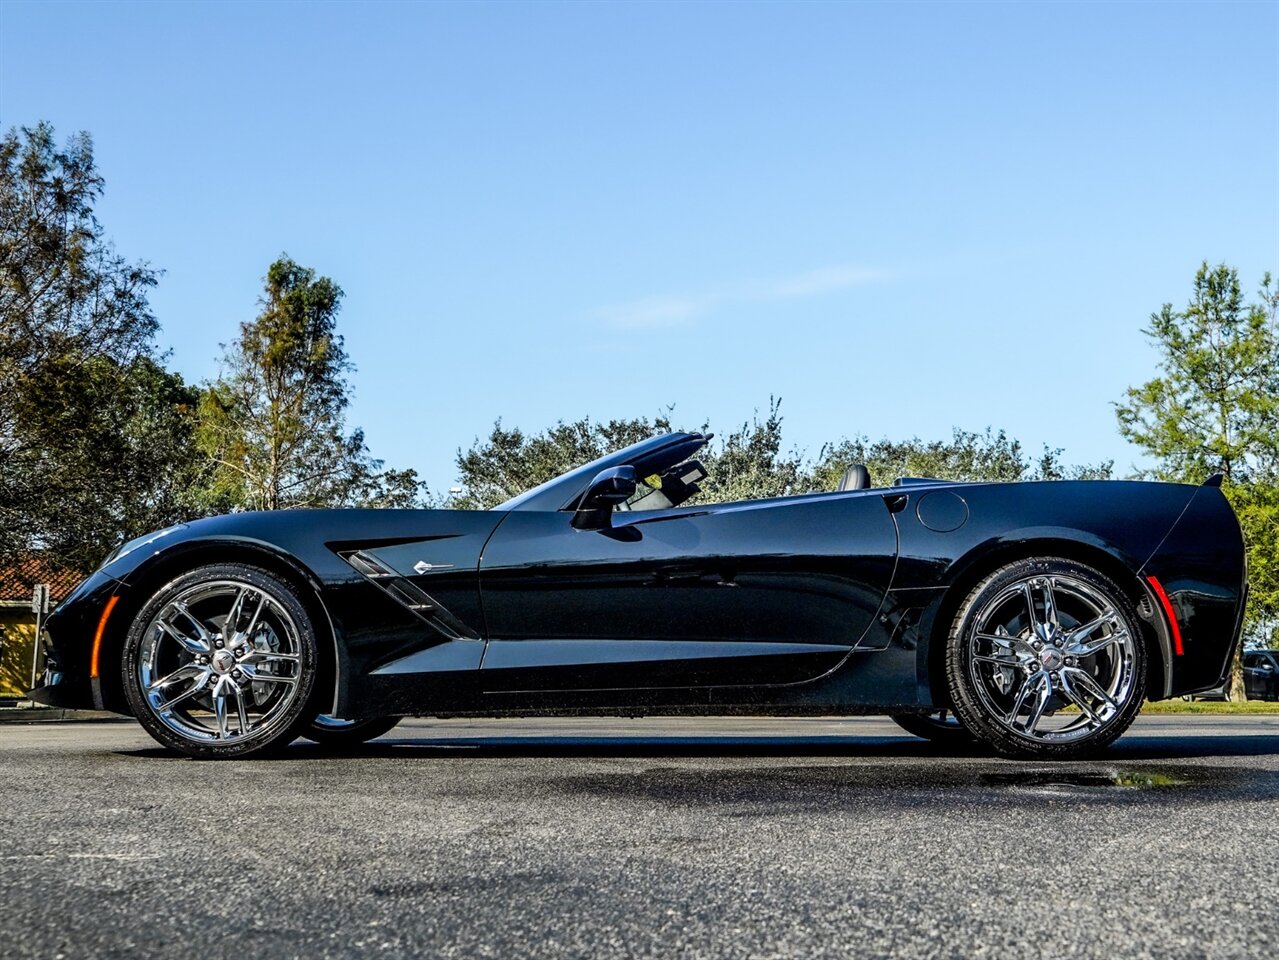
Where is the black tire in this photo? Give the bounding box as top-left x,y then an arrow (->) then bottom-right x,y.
122,563 -> 318,759
945,557 -> 1146,760
301,715 -> 401,749
889,710 -> 977,745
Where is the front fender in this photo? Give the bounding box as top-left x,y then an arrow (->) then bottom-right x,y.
33,534 -> 343,714
105,534 -> 326,594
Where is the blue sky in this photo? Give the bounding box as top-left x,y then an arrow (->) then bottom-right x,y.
2,0 -> 1276,492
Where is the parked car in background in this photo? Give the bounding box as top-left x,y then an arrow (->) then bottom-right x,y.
1244,649 -> 1279,701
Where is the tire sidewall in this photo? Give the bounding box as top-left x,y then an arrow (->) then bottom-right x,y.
301,715 -> 401,749
889,711 -> 977,745
946,557 -> 1147,760
122,563 -> 319,759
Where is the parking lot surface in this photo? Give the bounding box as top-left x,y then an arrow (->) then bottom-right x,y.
2,715 -> 1276,959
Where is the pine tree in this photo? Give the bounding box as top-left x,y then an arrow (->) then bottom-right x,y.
1117,262 -> 1279,698
198,256 -> 425,510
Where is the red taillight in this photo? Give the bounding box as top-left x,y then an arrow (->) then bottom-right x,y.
1146,576 -> 1184,656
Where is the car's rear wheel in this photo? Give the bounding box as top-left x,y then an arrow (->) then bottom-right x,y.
301,714 -> 401,749
889,709 -> 976,745
946,557 -> 1146,760
122,563 -> 318,759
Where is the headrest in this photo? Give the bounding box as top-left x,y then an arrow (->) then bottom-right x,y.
838,464 -> 872,491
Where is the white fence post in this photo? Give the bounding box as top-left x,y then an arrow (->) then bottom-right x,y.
29,584 -> 51,694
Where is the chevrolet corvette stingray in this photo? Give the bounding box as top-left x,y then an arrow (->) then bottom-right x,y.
31,431 -> 1247,759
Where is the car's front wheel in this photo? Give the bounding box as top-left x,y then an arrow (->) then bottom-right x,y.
946,557 -> 1146,760
122,563 -> 318,759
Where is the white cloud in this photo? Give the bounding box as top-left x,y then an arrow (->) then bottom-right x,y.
595,296 -> 708,330
595,263 -> 889,330
757,264 -> 885,299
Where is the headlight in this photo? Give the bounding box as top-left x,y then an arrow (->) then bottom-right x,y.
104,524 -> 186,566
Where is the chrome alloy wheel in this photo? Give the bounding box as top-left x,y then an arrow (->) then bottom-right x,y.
967,574 -> 1137,743
137,580 -> 304,744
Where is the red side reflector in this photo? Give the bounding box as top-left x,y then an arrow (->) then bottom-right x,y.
1146,576 -> 1184,656
89,594 -> 121,679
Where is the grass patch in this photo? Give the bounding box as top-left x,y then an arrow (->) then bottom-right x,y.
1141,699 -> 1279,714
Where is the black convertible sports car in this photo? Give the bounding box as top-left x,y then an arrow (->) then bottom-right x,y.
31,431 -> 1247,759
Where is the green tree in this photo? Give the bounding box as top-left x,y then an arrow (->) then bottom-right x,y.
813,428 -> 1112,490
18,355 -> 209,570
1116,262 -> 1279,698
695,399 -> 810,504
452,401 -> 1106,510
452,401 -> 811,510
198,256 -> 426,510
451,413 -> 676,509
0,123 -> 205,569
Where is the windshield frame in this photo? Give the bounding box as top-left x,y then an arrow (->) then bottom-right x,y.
496,432 -> 709,512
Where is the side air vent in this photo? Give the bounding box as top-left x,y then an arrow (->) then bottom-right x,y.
345,550 -> 397,579
384,580 -> 436,614
341,550 -> 476,640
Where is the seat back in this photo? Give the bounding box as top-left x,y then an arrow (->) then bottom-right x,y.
837,464 -> 872,491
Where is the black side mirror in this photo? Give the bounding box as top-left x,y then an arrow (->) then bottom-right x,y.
572,466 -> 637,529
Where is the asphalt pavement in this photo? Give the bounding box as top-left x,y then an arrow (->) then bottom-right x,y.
1,715 -> 1276,960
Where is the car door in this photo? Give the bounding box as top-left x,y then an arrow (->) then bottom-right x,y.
1244,654 -> 1261,699
477,490 -> 899,692
1245,652 -> 1278,701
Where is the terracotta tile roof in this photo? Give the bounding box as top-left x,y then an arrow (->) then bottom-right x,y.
0,554 -> 86,604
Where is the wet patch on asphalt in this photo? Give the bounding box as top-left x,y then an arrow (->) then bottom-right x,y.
979,767 -> 1194,794
542,761 -> 1279,811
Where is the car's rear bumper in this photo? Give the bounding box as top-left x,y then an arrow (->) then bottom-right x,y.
1139,483 -> 1248,698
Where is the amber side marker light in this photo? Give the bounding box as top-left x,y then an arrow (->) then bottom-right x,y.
1145,575 -> 1185,656
89,594 -> 121,679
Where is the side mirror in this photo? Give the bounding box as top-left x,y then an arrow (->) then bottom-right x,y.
572,466 -> 637,529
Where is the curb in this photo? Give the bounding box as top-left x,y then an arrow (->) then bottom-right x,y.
0,705 -> 129,724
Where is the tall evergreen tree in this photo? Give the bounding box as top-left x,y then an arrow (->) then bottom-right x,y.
198,256 -> 425,510
1116,262 -> 1279,697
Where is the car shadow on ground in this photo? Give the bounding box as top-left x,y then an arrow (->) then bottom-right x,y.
115,731 -> 1279,762
112,733 -> 1279,804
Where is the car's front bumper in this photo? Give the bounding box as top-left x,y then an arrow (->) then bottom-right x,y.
27,570 -> 127,712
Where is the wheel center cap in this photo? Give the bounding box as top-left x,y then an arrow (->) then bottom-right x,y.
211,650 -> 236,674
1040,647 -> 1064,671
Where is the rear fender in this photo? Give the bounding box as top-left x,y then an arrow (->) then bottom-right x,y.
913,528 -> 1175,706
